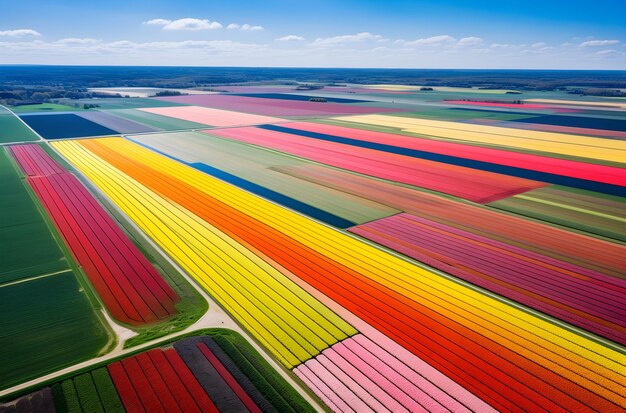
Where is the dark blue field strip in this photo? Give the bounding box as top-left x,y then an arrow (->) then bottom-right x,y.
448,107 -> 545,117
511,114 -> 626,132
229,93 -> 371,104
130,139 -> 356,228
258,124 -> 626,197
19,113 -> 118,139
448,107 -> 626,132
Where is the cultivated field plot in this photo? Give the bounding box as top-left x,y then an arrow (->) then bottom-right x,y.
489,185 -> 626,242
0,107 -> 39,143
137,106 -> 284,127
0,148 -> 110,390
76,111 -> 157,134
102,109 -> 209,131
19,113 -> 118,140
0,271 -> 110,391
2,84 -> 626,412
340,114 -> 626,165
153,94 -> 404,117
0,331 -> 314,413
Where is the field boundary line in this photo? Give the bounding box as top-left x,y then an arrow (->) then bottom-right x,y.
0,269 -> 72,289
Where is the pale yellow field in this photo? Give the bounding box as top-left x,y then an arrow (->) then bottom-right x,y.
525,98 -> 626,109
339,114 -> 626,163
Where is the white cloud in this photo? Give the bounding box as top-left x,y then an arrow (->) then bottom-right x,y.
0,29 -> 41,37
595,49 -> 621,57
228,23 -> 264,31
2,33 -> 625,69
403,35 -> 455,46
457,37 -> 483,46
164,18 -> 222,31
312,32 -> 383,46
242,24 -> 263,31
55,38 -> 99,45
489,43 -> 528,50
276,35 -> 305,42
580,39 -> 620,47
144,18 -> 222,31
143,18 -> 171,26
0,38 -> 267,60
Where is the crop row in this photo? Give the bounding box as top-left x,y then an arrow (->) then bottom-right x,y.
51,138 -> 626,413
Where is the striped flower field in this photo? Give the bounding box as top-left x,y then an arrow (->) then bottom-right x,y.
3,82 -> 625,413
52,137 -> 626,413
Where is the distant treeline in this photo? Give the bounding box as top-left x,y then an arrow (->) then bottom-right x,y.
567,88 -> 626,97
0,86 -> 116,106
1,65 -> 626,105
2,66 -> 625,89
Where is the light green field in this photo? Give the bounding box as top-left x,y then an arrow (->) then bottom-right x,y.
0,107 -> 40,143
489,185 -> 626,243
106,108 -> 207,131
131,131 -> 399,224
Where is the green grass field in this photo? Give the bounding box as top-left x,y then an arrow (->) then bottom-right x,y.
9,103 -> 84,113
0,271 -> 111,390
0,148 -> 68,284
0,107 -> 40,143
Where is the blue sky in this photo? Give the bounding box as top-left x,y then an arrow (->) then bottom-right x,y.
1,0 -> 625,68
